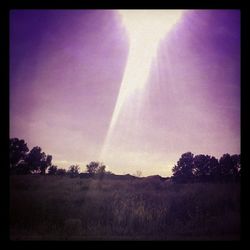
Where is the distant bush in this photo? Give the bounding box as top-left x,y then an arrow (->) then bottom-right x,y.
67,165 -> 80,178
48,165 -> 58,175
79,173 -> 91,179
56,168 -> 66,176
86,161 -> 106,175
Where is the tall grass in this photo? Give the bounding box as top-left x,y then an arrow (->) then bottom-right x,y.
10,175 -> 240,240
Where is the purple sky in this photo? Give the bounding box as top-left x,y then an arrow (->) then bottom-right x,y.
10,10 -> 240,176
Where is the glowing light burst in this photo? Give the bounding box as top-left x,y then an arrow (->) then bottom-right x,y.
100,10 -> 184,160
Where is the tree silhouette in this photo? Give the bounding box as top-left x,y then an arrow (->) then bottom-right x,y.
172,152 -> 194,183
193,154 -> 219,182
48,165 -> 58,175
56,168 -> 66,176
25,147 -> 52,175
172,152 -> 240,183
208,156 -> 220,182
219,154 -> 240,182
10,138 -> 29,174
68,165 -> 80,178
231,154 -> 241,181
40,155 -> 52,175
86,161 -> 106,175
25,147 -> 44,173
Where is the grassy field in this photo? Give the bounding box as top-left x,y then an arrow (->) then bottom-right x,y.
10,175 -> 240,240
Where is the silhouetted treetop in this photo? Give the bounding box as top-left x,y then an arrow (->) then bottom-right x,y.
86,161 -> 106,175
25,146 -> 52,174
172,152 -> 194,183
10,138 -> 54,175
67,165 -> 80,178
10,138 -> 29,169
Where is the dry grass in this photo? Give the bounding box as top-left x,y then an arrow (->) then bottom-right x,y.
10,175 -> 240,240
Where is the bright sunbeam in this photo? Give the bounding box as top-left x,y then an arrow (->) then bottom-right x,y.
100,10 -> 184,160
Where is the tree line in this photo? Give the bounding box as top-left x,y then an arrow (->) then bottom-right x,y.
9,138 -> 106,177
10,138 -> 240,182
172,152 -> 240,183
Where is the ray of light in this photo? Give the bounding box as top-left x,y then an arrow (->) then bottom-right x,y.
100,10 -> 184,161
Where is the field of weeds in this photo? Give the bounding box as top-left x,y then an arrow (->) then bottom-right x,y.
10,175 -> 240,240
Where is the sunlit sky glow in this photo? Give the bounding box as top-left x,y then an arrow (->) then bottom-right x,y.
10,10 -> 240,176
100,10 -> 185,160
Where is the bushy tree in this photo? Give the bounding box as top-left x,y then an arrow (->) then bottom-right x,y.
25,147 -> 52,175
9,138 -> 29,174
231,154 -> 241,180
172,152 -> 194,183
67,165 -> 80,178
56,168 -> 66,176
193,155 -> 210,179
41,155 -> 52,175
86,161 -> 106,175
219,154 -> 240,182
25,147 -> 44,173
208,156 -> 220,181
48,165 -> 58,175
193,154 -> 220,182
